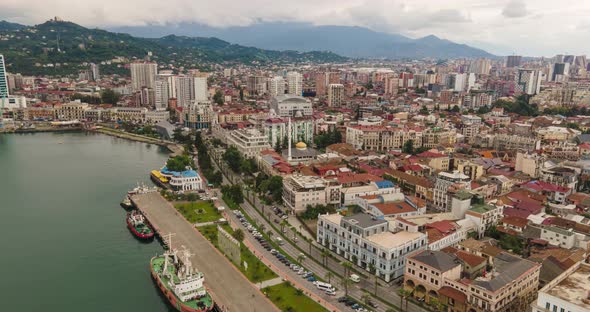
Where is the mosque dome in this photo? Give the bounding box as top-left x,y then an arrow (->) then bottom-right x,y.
295,142 -> 307,150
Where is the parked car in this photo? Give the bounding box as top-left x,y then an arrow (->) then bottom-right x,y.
306,276 -> 317,282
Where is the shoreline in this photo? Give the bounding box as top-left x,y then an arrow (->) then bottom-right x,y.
1,126 -> 184,156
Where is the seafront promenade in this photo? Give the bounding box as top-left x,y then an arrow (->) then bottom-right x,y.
132,192 -> 278,312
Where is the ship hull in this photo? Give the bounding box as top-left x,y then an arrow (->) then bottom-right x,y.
126,215 -> 155,240
150,263 -> 214,312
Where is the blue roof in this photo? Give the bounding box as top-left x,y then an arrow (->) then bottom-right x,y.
161,167 -> 199,178
375,180 -> 395,189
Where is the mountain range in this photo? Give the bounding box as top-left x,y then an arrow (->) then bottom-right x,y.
110,22 -> 495,59
0,19 -> 346,76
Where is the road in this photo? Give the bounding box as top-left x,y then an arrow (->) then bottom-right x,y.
132,192 -> 278,312
209,144 -> 428,312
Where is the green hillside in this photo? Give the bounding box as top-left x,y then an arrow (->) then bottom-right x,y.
0,19 -> 347,76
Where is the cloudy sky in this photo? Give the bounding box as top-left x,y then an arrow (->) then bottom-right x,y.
1,0 -> 588,56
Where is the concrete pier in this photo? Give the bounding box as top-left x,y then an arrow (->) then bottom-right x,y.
132,192 -> 278,312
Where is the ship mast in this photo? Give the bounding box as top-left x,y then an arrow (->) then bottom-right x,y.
162,233 -> 176,277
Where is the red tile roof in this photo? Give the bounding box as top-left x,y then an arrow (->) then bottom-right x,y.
455,250 -> 486,267
373,202 -> 417,215
438,286 -> 467,302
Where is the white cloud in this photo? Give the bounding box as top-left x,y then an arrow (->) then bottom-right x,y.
0,0 -> 589,56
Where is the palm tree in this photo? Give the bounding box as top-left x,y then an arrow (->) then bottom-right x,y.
321,248 -> 330,267
361,293 -> 371,306
398,288 -> 411,312
373,278 -> 379,296
297,254 -> 305,266
368,263 -> 376,274
307,237 -> 313,254
325,271 -> 333,284
340,275 -> 351,296
267,230 -> 273,240
280,219 -> 288,233
291,227 -> 297,240
341,261 -> 353,295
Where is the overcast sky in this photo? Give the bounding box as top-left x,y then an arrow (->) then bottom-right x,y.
1,0 -> 588,57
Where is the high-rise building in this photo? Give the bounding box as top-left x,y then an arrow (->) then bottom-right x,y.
286,71 -> 303,96
575,55 -> 587,68
446,73 -> 466,92
268,76 -> 285,97
506,55 -> 522,68
247,76 -> 267,95
130,62 -> 157,91
563,55 -> 575,64
552,63 -> 570,82
315,72 -> 339,96
90,63 -> 100,81
327,84 -> 345,107
193,76 -> 208,102
175,76 -> 193,108
0,54 -> 9,99
515,69 -> 543,95
154,78 -> 169,111
384,75 -> 399,95
470,58 -> 491,74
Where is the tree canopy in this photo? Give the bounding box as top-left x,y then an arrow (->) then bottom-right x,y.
166,155 -> 192,172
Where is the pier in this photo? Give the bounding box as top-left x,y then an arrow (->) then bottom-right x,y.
131,192 -> 278,312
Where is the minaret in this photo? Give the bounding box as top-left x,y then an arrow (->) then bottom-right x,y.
288,117 -> 292,161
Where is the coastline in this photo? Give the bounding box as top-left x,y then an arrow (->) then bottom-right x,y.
1,126 -> 184,156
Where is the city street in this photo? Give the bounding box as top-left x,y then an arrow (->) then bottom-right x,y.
208,142 -> 428,312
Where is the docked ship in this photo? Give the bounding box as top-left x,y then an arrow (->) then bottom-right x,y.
121,182 -> 158,209
150,238 -> 214,312
126,210 -> 155,240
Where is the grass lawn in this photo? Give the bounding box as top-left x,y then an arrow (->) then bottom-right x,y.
197,224 -> 277,283
262,282 -> 327,312
175,201 -> 221,224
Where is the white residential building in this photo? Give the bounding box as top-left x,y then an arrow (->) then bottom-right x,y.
225,128 -> 271,158
532,262 -> 590,312
130,62 -> 157,91
286,72 -> 303,96
268,76 -> 285,97
433,171 -> 471,211
282,175 -> 341,213
317,213 -> 427,282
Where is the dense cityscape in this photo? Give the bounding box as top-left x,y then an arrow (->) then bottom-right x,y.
2,8 -> 590,312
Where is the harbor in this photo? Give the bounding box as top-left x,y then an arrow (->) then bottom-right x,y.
131,191 -> 278,312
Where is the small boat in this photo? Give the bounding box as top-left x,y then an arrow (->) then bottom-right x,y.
120,196 -> 133,209
127,210 -> 155,240
127,182 -> 158,196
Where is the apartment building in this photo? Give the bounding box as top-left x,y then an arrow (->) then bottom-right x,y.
282,175 -> 341,213
465,204 -> 504,238
404,250 -> 462,303
442,253 -> 541,312
317,213 -> 427,282
492,134 -> 540,152
225,128 -> 271,158
54,102 -> 88,121
433,171 -> 471,211
532,262 -> 590,312
327,83 -> 345,107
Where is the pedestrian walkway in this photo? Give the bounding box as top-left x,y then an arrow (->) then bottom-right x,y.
256,277 -> 284,289
194,221 -> 215,227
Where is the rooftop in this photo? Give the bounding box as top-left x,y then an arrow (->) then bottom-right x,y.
545,263 -> 590,310
343,213 -> 387,229
473,253 -> 539,292
468,204 -> 497,214
410,250 -> 460,272
365,231 -> 424,250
